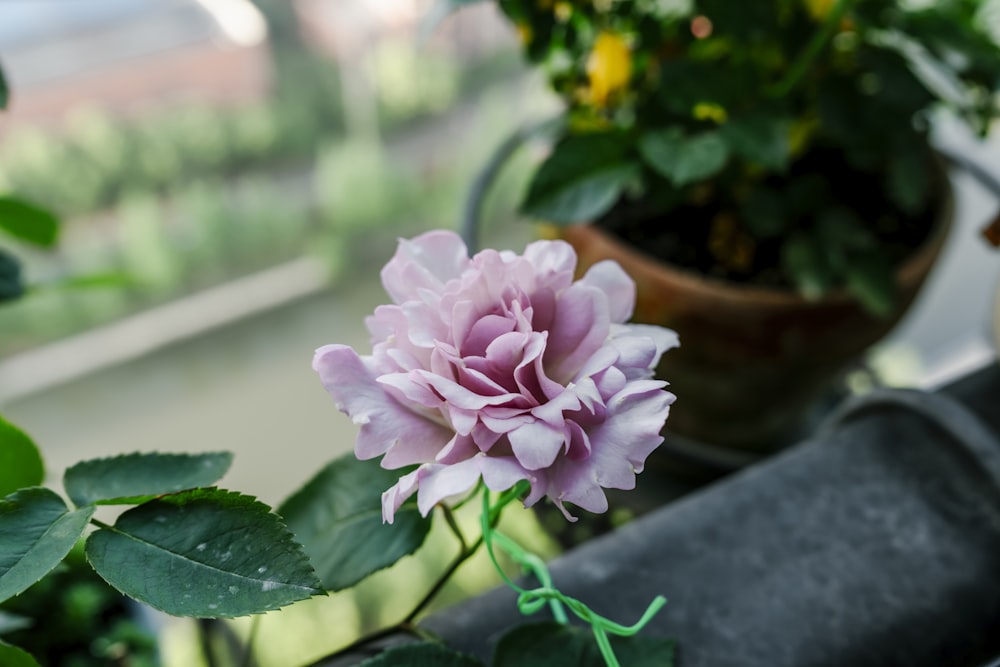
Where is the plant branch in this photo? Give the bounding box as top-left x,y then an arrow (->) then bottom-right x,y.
240,615 -> 260,667
402,504 -> 483,625
768,0 -> 850,97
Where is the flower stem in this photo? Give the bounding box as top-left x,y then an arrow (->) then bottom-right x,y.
402,504 -> 481,625
240,615 -> 260,667
768,0 -> 850,97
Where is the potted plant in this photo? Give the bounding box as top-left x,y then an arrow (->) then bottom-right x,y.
467,0 -> 1000,467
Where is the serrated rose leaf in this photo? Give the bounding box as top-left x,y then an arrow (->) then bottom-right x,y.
64,451 -> 233,507
0,416 -> 44,497
279,455 -> 432,592
0,488 -> 95,604
85,488 -> 323,618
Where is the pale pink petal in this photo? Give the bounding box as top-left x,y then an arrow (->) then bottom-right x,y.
380,231 -> 470,303
590,380 -> 675,473
415,460 -> 483,515
382,468 -> 422,524
545,283 -> 611,382
581,260 -> 635,323
313,345 -> 452,463
509,419 -> 567,470
522,239 -> 577,290
478,455 -> 533,493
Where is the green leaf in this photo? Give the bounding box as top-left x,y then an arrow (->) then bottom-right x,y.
638,129 -> 729,186
887,150 -> 929,215
279,455 -> 432,592
781,234 -> 834,301
493,622 -> 675,667
493,623 -> 591,666
0,639 -> 42,667
0,248 -> 24,304
521,134 -> 639,223
358,642 -> 484,667
0,416 -> 44,498
743,189 -> 787,238
86,488 -> 323,617
845,252 -> 896,318
64,451 -> 233,507
609,633 -> 678,666
0,65 -> 8,110
720,113 -> 791,170
0,488 -> 95,604
0,197 -> 58,248
816,208 -> 878,258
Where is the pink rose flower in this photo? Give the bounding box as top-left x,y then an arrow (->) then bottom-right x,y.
313,230 -> 677,523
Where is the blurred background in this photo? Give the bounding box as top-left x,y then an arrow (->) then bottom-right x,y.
0,1 -> 558,663
0,0 -> 552,494
0,1 -> 998,665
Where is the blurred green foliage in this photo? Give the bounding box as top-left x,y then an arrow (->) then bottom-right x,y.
0,545 -> 159,667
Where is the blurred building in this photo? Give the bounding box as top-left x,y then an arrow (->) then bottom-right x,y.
0,0 -> 272,132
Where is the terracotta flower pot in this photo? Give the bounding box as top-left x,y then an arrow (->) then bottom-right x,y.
561,181 -> 954,473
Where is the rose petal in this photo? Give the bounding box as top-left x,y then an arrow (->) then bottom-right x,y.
415,459 -> 483,515
545,283 -> 611,383
581,260 -> 636,323
382,468 -> 421,524
313,345 -> 451,463
381,231 -> 470,303
509,419 -> 567,470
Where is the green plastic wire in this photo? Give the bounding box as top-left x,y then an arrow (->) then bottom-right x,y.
480,490 -> 668,667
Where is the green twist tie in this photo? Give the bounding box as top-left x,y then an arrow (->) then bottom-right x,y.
480,489 -> 667,667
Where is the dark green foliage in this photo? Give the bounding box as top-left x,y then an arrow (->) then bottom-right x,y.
0,641 -> 40,667
521,133 -> 639,223
0,417 -> 43,498
0,488 -> 95,604
493,622 -> 676,667
0,548 -> 157,667
0,248 -> 22,304
86,488 -> 323,617
64,451 -> 233,507
0,63 -> 7,110
0,197 -> 59,247
279,455 -> 433,592
358,642 -> 484,667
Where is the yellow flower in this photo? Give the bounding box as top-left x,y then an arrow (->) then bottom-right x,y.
586,32 -> 633,108
803,0 -> 835,21
693,102 -> 728,124
516,22 -> 533,46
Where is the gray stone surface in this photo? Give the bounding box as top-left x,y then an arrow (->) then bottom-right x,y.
420,366 -> 1000,666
